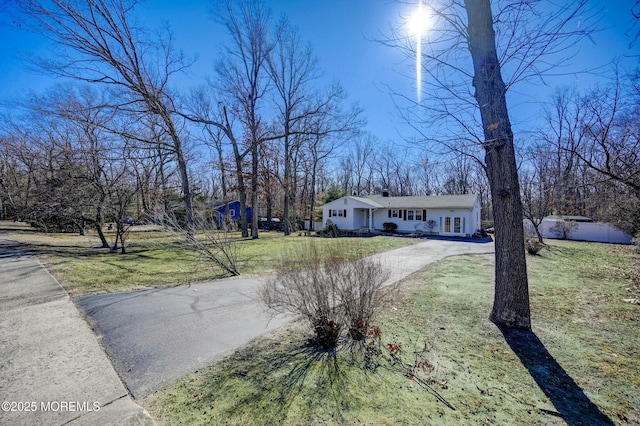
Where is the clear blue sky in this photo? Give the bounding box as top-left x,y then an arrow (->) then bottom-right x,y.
0,0 -> 638,144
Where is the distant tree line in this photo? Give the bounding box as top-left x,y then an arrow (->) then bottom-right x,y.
0,0 -> 491,240
0,0 -> 638,248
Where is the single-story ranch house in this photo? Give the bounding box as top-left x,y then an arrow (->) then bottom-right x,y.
322,193 -> 481,237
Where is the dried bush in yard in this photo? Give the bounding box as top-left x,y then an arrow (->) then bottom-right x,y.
165,211 -> 240,276
261,241 -> 390,350
339,255 -> 390,342
525,239 -> 544,255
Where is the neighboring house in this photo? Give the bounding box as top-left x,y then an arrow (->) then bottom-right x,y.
524,216 -> 633,245
321,193 -> 481,237
212,200 -> 252,228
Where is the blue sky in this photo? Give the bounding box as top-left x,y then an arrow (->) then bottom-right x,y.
0,0 -> 638,144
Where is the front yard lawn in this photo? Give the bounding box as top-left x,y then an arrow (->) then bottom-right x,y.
0,222 -> 416,297
142,240 -> 640,425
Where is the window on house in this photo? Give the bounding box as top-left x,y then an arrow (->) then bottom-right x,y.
454,217 -> 461,233
391,209 -> 399,218
407,210 -> 415,221
337,209 -> 344,217
415,210 -> 423,221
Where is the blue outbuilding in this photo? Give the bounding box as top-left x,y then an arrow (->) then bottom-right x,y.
213,200 -> 252,228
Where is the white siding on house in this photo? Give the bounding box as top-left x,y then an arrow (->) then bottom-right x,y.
322,196 -> 378,231
322,194 -> 481,236
372,208 -> 477,235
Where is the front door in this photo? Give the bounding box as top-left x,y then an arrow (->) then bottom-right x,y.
442,216 -> 463,235
362,209 -> 370,228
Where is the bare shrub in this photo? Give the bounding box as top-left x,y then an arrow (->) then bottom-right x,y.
165,211 -> 240,276
339,255 -> 391,342
322,219 -> 339,237
525,239 -> 544,255
192,221 -> 240,276
382,222 -> 398,233
261,241 -> 390,350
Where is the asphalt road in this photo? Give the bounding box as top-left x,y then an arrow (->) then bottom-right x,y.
77,238 -> 494,399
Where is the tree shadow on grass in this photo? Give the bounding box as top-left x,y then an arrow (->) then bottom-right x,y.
208,342 -> 351,425
497,324 -> 614,426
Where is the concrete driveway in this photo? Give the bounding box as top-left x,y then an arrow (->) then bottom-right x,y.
77,238 -> 494,399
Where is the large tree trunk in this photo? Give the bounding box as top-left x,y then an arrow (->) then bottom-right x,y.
308,158 -> 318,232
465,0 -> 531,330
162,111 -> 195,241
0,174 -> 20,221
251,140 -> 259,239
283,132 -> 291,236
175,144 -> 195,241
95,203 -> 110,248
232,144 -> 249,238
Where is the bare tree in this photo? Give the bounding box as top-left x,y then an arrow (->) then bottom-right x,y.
520,141 -> 558,243
545,73 -> 640,234
181,87 -> 251,236
212,0 -> 276,240
13,0 -> 197,240
306,122 -> 339,231
22,85 -> 119,246
267,18 -> 321,235
441,154 -> 474,195
458,0 -> 529,329
348,133 -> 377,196
0,137 -> 23,221
384,0 -> 597,330
540,88 -> 593,215
575,78 -> 640,195
0,104 -> 98,233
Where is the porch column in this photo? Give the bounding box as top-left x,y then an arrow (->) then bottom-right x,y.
369,209 -> 374,232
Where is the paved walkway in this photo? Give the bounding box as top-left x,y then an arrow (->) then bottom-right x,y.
77,238 -> 495,399
0,236 -> 155,426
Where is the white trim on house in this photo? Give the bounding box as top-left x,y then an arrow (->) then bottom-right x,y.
321,194 -> 481,236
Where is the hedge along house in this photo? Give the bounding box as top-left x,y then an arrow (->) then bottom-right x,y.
322,193 -> 481,237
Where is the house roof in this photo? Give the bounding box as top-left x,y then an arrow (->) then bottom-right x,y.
209,200 -> 253,210
544,215 -> 593,222
362,194 -> 478,209
322,196 -> 381,209
322,194 -> 479,210
346,196 -> 384,208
